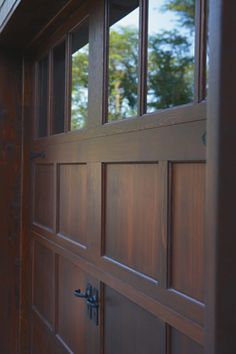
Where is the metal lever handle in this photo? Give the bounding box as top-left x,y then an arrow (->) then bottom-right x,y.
30,151 -> 46,160
86,299 -> 99,308
74,289 -> 90,298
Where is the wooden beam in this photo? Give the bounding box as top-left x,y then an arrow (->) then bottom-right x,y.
206,1 -> 236,353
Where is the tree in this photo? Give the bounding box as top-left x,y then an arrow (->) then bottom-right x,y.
108,27 -> 139,121
70,0 -> 196,123
71,43 -> 89,130
147,30 -> 194,111
162,0 -> 195,29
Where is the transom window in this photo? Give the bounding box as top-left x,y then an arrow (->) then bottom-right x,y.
35,0 -> 208,137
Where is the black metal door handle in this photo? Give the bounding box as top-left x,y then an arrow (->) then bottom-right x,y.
74,288 -> 90,298
74,284 -> 99,325
30,151 -> 46,160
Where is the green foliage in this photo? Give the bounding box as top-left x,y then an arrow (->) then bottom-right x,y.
147,30 -> 194,110
162,0 -> 195,29
108,27 -> 139,121
70,0 -> 195,124
71,44 -> 89,130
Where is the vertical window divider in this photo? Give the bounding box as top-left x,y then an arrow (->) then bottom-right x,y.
194,0 -> 201,103
34,62 -> 39,139
199,0 -> 208,101
65,34 -> 72,133
139,0 -> 148,117
195,0 -> 207,103
48,49 -> 53,136
103,0 -> 110,124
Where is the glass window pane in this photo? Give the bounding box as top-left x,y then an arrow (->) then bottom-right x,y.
52,42 -> 66,134
108,0 -> 139,122
37,56 -> 48,137
147,0 -> 195,112
71,19 -> 89,131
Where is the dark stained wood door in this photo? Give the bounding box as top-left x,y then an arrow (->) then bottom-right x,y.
28,0 -> 207,353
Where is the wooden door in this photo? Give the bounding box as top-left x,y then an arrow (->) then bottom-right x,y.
28,0 -> 208,353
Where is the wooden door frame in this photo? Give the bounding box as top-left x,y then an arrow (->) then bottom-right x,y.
205,0 -> 236,353
14,0 -> 236,352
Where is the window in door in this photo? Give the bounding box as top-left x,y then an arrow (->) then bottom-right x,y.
70,18 -> 90,131
52,41 -> 66,134
105,0 -> 208,122
107,0 -> 140,121
36,55 -> 49,138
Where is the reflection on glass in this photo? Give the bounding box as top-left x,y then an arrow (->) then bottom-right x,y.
71,19 -> 89,130
108,0 -> 139,121
52,42 -> 66,134
37,56 -> 48,137
147,0 -> 195,112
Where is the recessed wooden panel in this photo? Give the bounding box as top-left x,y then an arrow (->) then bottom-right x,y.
170,163 -> 205,302
34,164 -> 54,229
57,256 -> 87,354
170,327 -> 203,354
105,163 -> 161,279
58,164 -> 87,246
33,241 -> 54,327
104,286 -> 165,354
31,315 -> 68,354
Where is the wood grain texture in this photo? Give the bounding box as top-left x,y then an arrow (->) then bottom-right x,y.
31,312 -> 68,354
105,163 -> 161,280
33,241 -> 54,327
169,327 -> 203,354
170,163 -> 205,302
34,164 -> 54,229
57,255 -> 99,354
58,164 -> 87,246
104,286 -> 165,354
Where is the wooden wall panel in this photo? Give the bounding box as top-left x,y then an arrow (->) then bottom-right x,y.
58,164 -> 87,246
34,164 -> 54,229
57,255 -> 87,353
104,286 -> 165,354
31,314 -> 68,354
33,241 -> 54,327
170,327 -> 203,354
104,163 -> 161,280
170,163 -> 205,302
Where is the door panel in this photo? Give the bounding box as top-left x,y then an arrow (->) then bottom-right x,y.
169,327 -> 204,354
33,241 -> 54,328
58,163 -> 87,246
104,162 -> 161,280
170,162 -> 205,302
104,286 -> 165,354
28,0 -> 207,353
34,164 -> 54,230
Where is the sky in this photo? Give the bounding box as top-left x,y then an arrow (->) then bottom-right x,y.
111,0 -> 179,34
110,0 -> 194,55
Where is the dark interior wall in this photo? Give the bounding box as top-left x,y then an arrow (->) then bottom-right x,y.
0,48 -> 22,354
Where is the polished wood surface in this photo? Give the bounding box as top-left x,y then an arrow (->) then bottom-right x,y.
34,164 -> 54,230
33,241 -> 54,327
105,163 -> 161,280
58,164 -> 87,246
170,163 -> 205,302
104,286 -> 165,354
